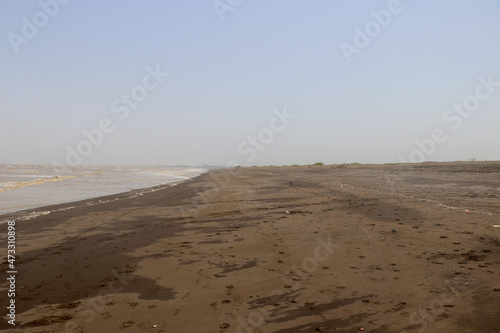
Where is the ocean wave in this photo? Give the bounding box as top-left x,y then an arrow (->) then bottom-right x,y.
0,176 -> 76,193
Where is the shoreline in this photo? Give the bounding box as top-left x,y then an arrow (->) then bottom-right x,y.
1,162 -> 500,332
0,172 -> 208,224
0,165 -> 208,218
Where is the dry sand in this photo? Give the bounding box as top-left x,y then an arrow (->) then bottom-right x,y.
1,162 -> 500,332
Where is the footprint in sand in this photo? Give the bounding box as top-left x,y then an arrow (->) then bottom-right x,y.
220,323 -> 230,329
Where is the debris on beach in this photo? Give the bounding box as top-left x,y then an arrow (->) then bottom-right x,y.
285,210 -> 311,214
465,209 -> 471,213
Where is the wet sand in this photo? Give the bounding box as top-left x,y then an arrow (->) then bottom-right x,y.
1,162 -> 500,332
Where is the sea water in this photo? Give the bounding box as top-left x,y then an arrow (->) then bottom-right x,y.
0,165 -> 206,215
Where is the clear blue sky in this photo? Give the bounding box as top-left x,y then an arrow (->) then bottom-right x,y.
1,0 -> 499,166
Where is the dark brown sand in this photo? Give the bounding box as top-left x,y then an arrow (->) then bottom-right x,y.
1,162 -> 500,332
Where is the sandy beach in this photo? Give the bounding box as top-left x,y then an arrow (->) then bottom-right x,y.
1,162 -> 500,332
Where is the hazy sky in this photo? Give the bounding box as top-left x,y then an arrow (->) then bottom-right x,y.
1,1 -> 499,166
